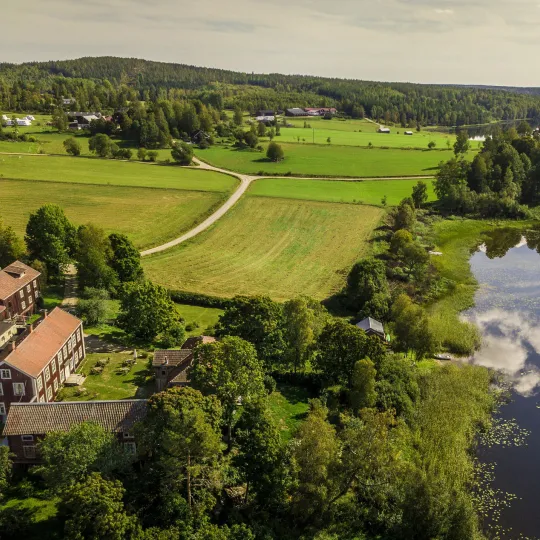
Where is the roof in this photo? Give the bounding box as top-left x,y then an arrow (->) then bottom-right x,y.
3,400 -> 147,436
170,367 -> 190,384
0,261 -> 40,300
0,321 -> 15,338
152,349 -> 192,367
356,317 -> 385,335
286,108 -> 306,114
2,308 -> 82,377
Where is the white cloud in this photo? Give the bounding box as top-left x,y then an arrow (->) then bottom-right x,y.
434,8 -> 454,14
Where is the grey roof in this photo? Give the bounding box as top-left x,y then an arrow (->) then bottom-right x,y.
356,317 -> 385,335
3,400 -> 147,436
0,321 -> 15,337
152,349 -> 192,367
286,108 -> 306,114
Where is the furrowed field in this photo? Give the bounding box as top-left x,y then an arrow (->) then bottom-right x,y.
143,196 -> 383,301
249,177 -> 436,206
0,179 -> 228,249
196,143 -> 474,177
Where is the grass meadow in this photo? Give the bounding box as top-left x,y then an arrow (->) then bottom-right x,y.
249,177 -> 436,206
0,179 -> 227,249
0,154 -> 238,191
196,143 -> 474,178
176,304 -> 224,335
143,196 -> 383,301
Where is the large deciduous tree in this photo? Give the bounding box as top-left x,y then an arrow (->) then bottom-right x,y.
108,233 -> 143,283
171,141 -> 193,165
0,217 -> 25,267
266,141 -> 284,162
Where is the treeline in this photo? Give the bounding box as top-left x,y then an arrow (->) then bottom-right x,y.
2,56 -> 540,126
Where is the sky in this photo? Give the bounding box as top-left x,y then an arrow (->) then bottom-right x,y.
3,0 -> 540,86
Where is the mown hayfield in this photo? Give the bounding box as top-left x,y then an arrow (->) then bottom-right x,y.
277,117 -> 456,149
143,196 -> 383,300
0,154 -> 238,191
0,179 -> 227,249
249,177 -> 436,206
196,143 -> 474,178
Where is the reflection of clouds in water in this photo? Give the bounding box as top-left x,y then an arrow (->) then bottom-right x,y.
467,309 -> 540,396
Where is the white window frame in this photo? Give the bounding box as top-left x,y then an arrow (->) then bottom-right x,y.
23,446 -> 36,459
44,366 -> 50,381
46,386 -> 52,401
26,285 -> 31,293
13,382 -> 25,396
53,379 -> 58,392
22,435 -> 33,442
0,403 -> 5,415
19,290 -> 24,299
58,350 -> 63,363
77,329 -> 81,342
51,360 -> 56,374
74,351 -> 79,363
36,376 -> 43,391
21,300 -> 26,310
0,383 -> 3,396
33,280 -> 37,288
63,346 -> 67,357
39,395 -> 45,403
60,370 -> 65,383
1,369 -> 11,380
29,296 -> 33,305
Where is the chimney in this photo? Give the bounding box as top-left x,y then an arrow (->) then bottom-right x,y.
163,356 -> 168,365
11,341 -> 16,351
29,324 -> 33,334
43,310 -> 48,319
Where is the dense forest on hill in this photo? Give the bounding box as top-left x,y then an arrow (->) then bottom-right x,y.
2,56 -> 540,126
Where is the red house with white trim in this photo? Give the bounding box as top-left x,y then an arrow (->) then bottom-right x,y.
0,261 -> 41,322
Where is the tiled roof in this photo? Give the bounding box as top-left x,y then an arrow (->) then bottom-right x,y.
152,349 -> 192,367
356,317 -> 385,335
2,307 -> 82,377
3,400 -> 147,436
170,367 -> 189,384
0,261 -> 40,300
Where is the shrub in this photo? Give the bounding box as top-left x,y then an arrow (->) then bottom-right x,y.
267,141 -> 284,162
147,150 -> 158,162
264,374 -> 277,395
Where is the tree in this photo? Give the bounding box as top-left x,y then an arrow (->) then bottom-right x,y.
63,137 -> 81,156
349,358 -> 377,411
76,287 -> 109,326
117,280 -> 181,341
52,108 -> 68,132
147,150 -> 158,162
108,233 -> 143,283
517,120 -> 532,136
0,447 -> 11,500
25,204 -> 76,276
313,320 -> 386,386
257,121 -> 266,137
190,336 -> 265,444
88,133 -> 113,157
215,295 -> 285,366
37,422 -> 129,492
0,218 -> 25,268
234,401 -> 290,508
434,158 -> 473,212
266,141 -> 284,162
390,229 -> 413,259
411,180 -> 428,208
243,131 -> 258,148
346,258 -> 390,320
233,108 -> 243,126
283,296 -> 328,373
453,130 -> 470,155
428,141 -> 436,150
137,147 -> 147,161
394,197 -> 416,231
402,242 -> 430,280
136,388 -> 223,521
75,224 -> 118,291
171,141 -> 193,165
59,473 -> 140,540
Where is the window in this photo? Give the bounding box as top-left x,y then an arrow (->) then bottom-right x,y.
123,432 -> 134,439
19,290 -> 23,299
29,296 -> 33,305
23,446 -> 36,460
13,383 -> 25,396
22,435 -> 33,442
21,301 -> 26,310
0,383 -> 3,396
44,366 -> 50,381
60,370 -> 65,383
1,369 -> 11,380
26,285 -> 31,293
46,386 -> 52,401
33,280 -> 37,288
36,376 -> 43,391
35,290 -> 40,298
53,379 -> 58,392
63,346 -> 67,357
0,403 -> 5,415
77,329 -> 81,342
51,361 -> 56,374
39,395 -> 45,403
67,341 -> 72,352
124,442 -> 137,455
74,351 -> 79,363
58,350 -> 63,363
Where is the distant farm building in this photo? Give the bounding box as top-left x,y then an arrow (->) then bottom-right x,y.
257,109 -> 281,117
404,131 -> 413,135
285,108 -> 307,117
304,107 -> 337,116
356,317 -> 389,341
256,115 -> 275,123
378,127 -> 391,133
62,98 -> 76,106
67,112 -> 103,128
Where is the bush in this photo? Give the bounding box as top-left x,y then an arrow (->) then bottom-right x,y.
147,150 -> 158,162
169,290 -> 233,309
264,374 -> 277,395
159,322 -> 186,348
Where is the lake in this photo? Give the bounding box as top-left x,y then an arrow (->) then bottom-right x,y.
464,227 -> 540,538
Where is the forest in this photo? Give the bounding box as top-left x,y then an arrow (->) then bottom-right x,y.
2,56 -> 540,126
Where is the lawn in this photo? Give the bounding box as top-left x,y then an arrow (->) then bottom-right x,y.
143,196 -> 383,301
176,303 -> 224,336
267,382 -> 311,441
0,154 -> 238,191
195,144 -> 475,178
0,179 -> 228,249
58,352 -> 154,401
277,117 -> 457,149
249,177 -> 436,206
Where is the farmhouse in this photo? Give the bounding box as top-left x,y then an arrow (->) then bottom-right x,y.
356,317 -> 387,341
285,108 -> 307,117
153,335 -> 215,391
2,399 -> 147,463
378,127 -> 391,133
404,131 -> 414,135
256,115 -> 275,123
0,261 -> 41,322
0,307 -> 85,418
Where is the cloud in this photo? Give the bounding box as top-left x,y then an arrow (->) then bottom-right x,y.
434,8 -> 454,14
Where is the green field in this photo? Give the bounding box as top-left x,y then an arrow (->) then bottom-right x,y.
0,179 -> 227,249
0,154 -> 238,191
277,117 -> 457,149
176,304 -> 224,335
196,143 -> 472,178
267,382 -> 311,441
143,196 -> 383,301
249,177 -> 435,206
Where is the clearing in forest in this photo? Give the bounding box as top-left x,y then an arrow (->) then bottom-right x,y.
143,196 -> 383,301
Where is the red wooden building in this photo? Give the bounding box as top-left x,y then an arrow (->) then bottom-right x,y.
0,261 -> 41,321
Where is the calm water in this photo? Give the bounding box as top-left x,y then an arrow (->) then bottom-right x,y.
465,230 -> 540,539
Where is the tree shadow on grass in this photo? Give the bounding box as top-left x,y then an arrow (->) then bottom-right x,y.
277,382 -> 311,405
